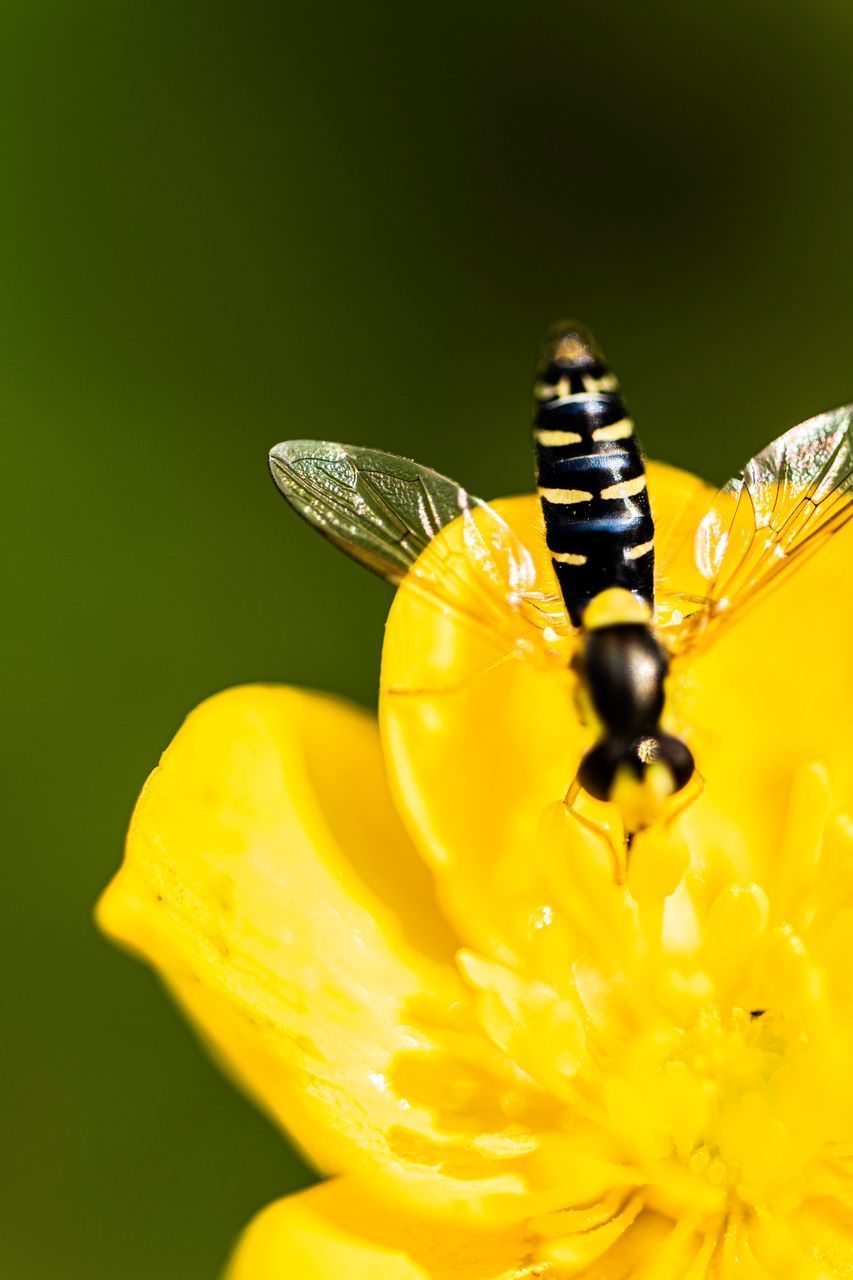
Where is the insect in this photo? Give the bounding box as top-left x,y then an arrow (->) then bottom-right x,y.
269,322 -> 853,854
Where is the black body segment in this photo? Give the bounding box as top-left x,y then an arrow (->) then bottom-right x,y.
533,323 -> 655,625
580,624 -> 667,734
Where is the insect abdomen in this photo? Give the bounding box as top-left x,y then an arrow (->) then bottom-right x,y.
533,323 -> 654,626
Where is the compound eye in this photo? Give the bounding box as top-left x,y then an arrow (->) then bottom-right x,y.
656,733 -> 695,793
577,739 -> 622,801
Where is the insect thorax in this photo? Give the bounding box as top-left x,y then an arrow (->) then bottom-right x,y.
579,623 -> 668,737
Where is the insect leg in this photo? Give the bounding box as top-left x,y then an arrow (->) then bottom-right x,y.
661,767 -> 704,832
563,778 -> 628,884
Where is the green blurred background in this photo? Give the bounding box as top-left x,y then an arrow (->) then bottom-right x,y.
5,1 -> 853,1275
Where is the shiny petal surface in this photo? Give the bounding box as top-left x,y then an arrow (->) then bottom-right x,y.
226,1178 -> 532,1280
679,516 -> 853,876
228,1179 -> 725,1280
97,686 -> 550,1212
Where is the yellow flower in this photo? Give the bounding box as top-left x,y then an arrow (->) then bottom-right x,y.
98,461 -> 853,1278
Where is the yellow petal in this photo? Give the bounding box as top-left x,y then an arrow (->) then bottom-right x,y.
379,463 -> 715,956
381,494 -> 579,961
228,1180 -> 748,1280
226,1178 -> 531,1280
682,516 -> 853,876
97,686 -> 544,1214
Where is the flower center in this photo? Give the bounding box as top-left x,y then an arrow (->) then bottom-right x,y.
627,1006 -> 798,1216
460,765 -> 853,1272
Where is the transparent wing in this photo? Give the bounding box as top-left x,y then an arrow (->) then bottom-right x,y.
666,404 -> 853,652
269,440 -> 573,661
650,468 -> 719,635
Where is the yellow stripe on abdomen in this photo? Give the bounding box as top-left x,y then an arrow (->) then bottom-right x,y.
534,428 -> 584,446
551,550 -> 588,566
591,418 -> 634,442
538,486 -> 594,504
625,538 -> 654,561
600,474 -> 646,501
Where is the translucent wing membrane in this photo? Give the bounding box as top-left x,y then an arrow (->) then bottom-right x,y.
650,468 -> 719,637
271,440 -> 473,583
667,404 -> 853,652
269,441 -> 573,669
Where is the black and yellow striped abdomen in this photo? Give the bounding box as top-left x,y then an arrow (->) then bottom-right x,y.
533,324 -> 654,626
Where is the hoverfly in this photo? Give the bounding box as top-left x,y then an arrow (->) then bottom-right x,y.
270,323 -> 853,858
